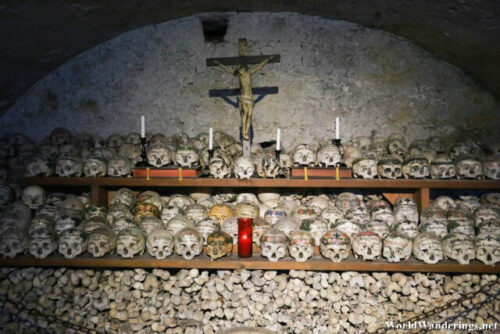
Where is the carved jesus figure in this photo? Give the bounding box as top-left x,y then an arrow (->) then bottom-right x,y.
214,55 -> 274,140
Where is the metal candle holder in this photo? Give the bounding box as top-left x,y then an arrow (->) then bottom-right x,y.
332,138 -> 347,168
275,149 -> 281,161
208,149 -> 214,161
136,137 -> 149,167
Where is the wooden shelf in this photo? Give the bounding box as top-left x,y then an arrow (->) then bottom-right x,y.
19,177 -> 500,190
1,254 -> 498,273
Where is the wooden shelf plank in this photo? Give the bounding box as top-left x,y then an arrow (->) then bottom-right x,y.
1,255 -> 498,273
19,177 -> 500,190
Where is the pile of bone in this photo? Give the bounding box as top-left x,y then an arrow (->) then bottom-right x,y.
4,186 -> 499,265
0,268 -> 498,334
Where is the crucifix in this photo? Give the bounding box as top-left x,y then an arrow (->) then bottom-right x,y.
207,38 -> 280,157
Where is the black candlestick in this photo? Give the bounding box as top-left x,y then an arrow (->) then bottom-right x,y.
275,149 -> 281,161
332,138 -> 347,168
208,149 -> 214,161
136,137 -> 149,167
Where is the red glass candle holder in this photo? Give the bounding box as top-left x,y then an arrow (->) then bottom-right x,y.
238,217 -> 253,258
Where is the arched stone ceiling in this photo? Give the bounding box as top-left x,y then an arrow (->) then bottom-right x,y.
1,0 -> 499,115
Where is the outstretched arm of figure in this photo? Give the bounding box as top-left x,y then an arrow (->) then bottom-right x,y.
249,56 -> 274,75
214,61 -> 235,75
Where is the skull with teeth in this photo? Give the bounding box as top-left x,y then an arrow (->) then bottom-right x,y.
206,230 -> 233,260
209,154 -> 232,179
456,156 -> 482,179
83,156 -> 107,177
402,156 -> 429,179
475,233 -> 500,265
0,228 -> 28,258
441,232 -> 475,265
482,156 -> 500,180
288,231 -> 315,262
111,188 -> 137,209
413,232 -> 444,264
21,185 -> 46,210
260,229 -> 288,262
382,232 -> 412,262
386,134 -> 407,161
377,157 -> 402,179
29,229 -> 57,259
116,227 -> 145,258
253,220 -> 271,247
24,156 -> 53,177
87,227 -> 116,257
107,156 -> 132,177
320,230 -> 351,262
352,231 -> 382,261
234,156 -> 255,179
174,227 -> 203,260
196,218 -> 218,244
58,228 -> 87,258
316,144 -> 341,167
173,146 -> 199,168
353,157 -> 377,179
55,156 -> 83,177
146,228 -> 174,259
418,220 -> 448,238
430,154 -> 456,179
292,144 -> 316,167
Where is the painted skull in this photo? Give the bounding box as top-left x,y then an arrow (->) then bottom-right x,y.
139,215 -> 163,235
146,144 -> 172,167
320,207 -> 344,229
260,229 -> 288,262
258,154 -> 280,179
55,156 -> 83,177
352,231 -> 382,261
106,203 -> 133,225
441,232 -> 475,265
475,233 -> 500,265
335,192 -> 363,213
57,228 -> 87,258
447,219 -> 475,236
333,219 -> 365,239
184,204 -> 208,223
113,216 -> 139,233
209,155 -> 232,179
221,217 -> 239,244
138,190 -> 163,210
263,208 -> 288,226
473,205 -> 498,227
134,202 -> 161,223
111,188 -> 137,209
300,219 -> 328,246
28,215 -> 55,237
87,228 -> 116,257
235,201 -> 260,220
402,156 -> 429,179
0,228 -> 28,258
196,218 -> 218,244
167,194 -> 193,209
24,156 -> 53,177
55,214 -> 82,235
377,157 -> 402,179
208,204 -> 234,225
234,156 -> 255,179
81,216 -> 111,234
371,208 -> 396,228
482,157 -> 500,180
319,230 -> 351,262
84,205 -> 107,220
107,157 -> 132,177
456,156 -> 482,179
161,205 -> 184,225
418,220 -> 448,238
253,220 -> 271,247
174,146 -> 199,168
146,228 -> 174,259
392,220 -> 418,239
316,144 -> 341,167
206,230 -> 233,260
116,227 -> 145,258
394,198 -> 419,223
413,232 -> 443,264
430,154 -> 456,179
174,227 -> 203,260
353,157 -> 377,179
29,230 -> 57,259
275,217 -> 301,238
382,232 -> 412,263
345,206 -> 371,225
292,144 -> 316,167
21,185 -> 46,210
476,219 -> 500,235
83,156 -> 107,177
293,206 -> 317,224
365,219 -> 390,239
288,231 -> 315,262
236,193 -> 259,205
166,216 -> 195,236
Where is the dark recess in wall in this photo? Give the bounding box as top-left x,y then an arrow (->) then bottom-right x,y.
201,16 -> 228,43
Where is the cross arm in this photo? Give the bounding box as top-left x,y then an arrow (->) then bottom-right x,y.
206,55 -> 280,67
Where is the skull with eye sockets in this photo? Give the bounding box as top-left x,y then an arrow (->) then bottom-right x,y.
430,154 -> 456,179
316,144 -> 341,167
386,134 -> 407,161
456,156 -> 482,179
174,228 -> 203,260
288,230 -> 315,262
482,156 -> 500,180
87,228 -> 116,258
146,228 -> 174,259
377,157 -> 402,179
173,146 -> 199,168
83,156 -> 107,177
413,232 -> 443,264
55,156 -> 83,177
473,205 -> 499,227
58,228 -> 87,258
352,231 -> 382,261
475,233 -> 500,265
320,230 -> 351,262
116,227 -> 145,258
208,204 -> 234,226
29,229 -> 57,259
234,156 -> 255,180
382,232 -> 412,263
441,232 -> 475,265
206,230 -> 233,260
260,229 -> 288,262
392,220 -> 418,239
402,156 -> 429,179
21,185 -> 46,210
292,144 -> 316,167
209,155 -> 232,179
147,144 -> 172,168
24,156 -> 53,177
0,228 -> 28,258
107,156 -> 132,177
353,157 -> 377,179
320,207 -> 344,229
365,219 -> 390,239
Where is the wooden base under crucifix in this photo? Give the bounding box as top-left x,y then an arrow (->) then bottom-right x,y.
207,38 -> 280,157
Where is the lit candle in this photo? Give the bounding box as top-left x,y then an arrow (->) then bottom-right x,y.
140,115 -> 145,138
276,128 -> 281,151
209,127 -> 213,150
238,217 -> 253,258
335,117 -> 340,140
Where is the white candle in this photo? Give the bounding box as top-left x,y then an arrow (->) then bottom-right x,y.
335,117 -> 340,140
209,127 -> 213,150
140,115 -> 145,138
276,128 -> 281,151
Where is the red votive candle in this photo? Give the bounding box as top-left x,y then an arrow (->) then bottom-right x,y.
238,217 -> 253,258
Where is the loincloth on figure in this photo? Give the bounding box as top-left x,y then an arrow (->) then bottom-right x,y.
239,96 -> 254,108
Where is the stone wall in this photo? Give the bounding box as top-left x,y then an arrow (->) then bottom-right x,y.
1,12 -> 499,149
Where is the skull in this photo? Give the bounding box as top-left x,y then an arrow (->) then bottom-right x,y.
107,157 -> 132,177
257,192 -> 280,207
386,134 -> 407,161
455,156 -> 482,179
206,230 -> 233,260
236,193 -> 259,205
38,142 -> 60,161
350,136 -> 372,152
365,219 -> 390,238
353,157 -> 377,179
173,146 -> 199,168
28,215 -> 55,237
370,209 -> 395,228
137,190 -> 162,210
427,136 -> 446,153
475,233 -> 500,265
209,155 -> 232,179
146,144 -> 172,167
447,219 -> 475,236
149,133 -> 168,146
111,188 -> 137,209
476,219 -> 500,235
408,140 -> 426,156
473,205 -> 498,227
316,144 -> 341,167
58,144 -> 79,157
293,206 -> 317,224
288,231 -> 315,262
113,216 -> 139,233
481,193 -> 500,207
234,156 -> 255,179
392,220 -> 418,239
418,220 -> 448,238
107,134 -> 123,149
278,153 -> 293,177
55,215 -> 82,235
125,132 -> 142,145
161,205 -> 184,225
55,156 -> 83,177
430,154 -> 456,179
116,227 -> 145,258
146,228 -> 174,259
335,192 -> 363,213
413,232 -> 443,264
377,157 -> 402,179
333,219 -> 365,239
263,208 -> 288,226
24,156 -> 53,177
482,156 -> 500,180
106,203 -> 133,225
167,194 -> 193,209
235,201 -> 260,220
166,216 -> 195,236
382,232 -> 412,262
260,154 -> 280,178
441,232 -> 475,265
196,218 -> 218,244
184,204 -> 208,223
58,228 -> 87,258
394,198 -> 419,223
93,147 -> 116,160
208,204 -> 234,225
306,195 -> 330,214
87,228 -> 116,257
21,185 -> 46,210
365,195 -> 391,212
300,219 -> 328,246
345,206 -> 371,225
174,228 -> 203,260
446,207 -> 472,222
118,144 -> 141,165
260,229 -> 288,262
83,156 -> 107,177
320,207 -> 344,229
84,205 -> 107,220
319,230 -> 351,262
275,217 -> 300,238
81,216 -> 111,234
221,217 -> 239,244
430,196 -> 456,211
402,156 -> 429,179
29,230 -> 57,259
0,228 -> 28,258
369,139 -> 388,159
456,196 -> 482,213
352,231 -> 382,261
253,220 -> 271,247
292,144 -> 316,167
49,127 -> 72,146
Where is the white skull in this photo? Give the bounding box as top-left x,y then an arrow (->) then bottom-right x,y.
147,144 -> 172,167
345,206 -> 371,225
111,188 -> 137,209
386,134 -> 407,161
473,205 -> 498,227
24,156 -> 53,177
288,231 -> 315,262
221,217 -> 239,244
365,219 -> 390,238
209,156 -> 232,179
55,214 -> 81,235
83,156 -> 107,177
475,233 -> 500,265
260,229 -> 288,262
112,216 -> 138,233
235,201 -> 260,220
29,230 -> 57,259
167,194 -> 193,209
333,219 -> 365,239
166,216 -> 196,236
275,218 -> 300,238
482,157 -> 500,180
87,228 -> 116,257
236,193 -> 259,205
0,228 -> 28,258
81,216 -> 111,234
353,157 -> 377,179
107,133 -> 123,149
394,198 -> 418,223
252,220 -> 271,247
116,227 -> 145,258
441,232 -> 475,265
146,228 -> 174,259
418,220 -> 448,238
371,208 -> 396,228
430,155 -> 456,179
184,204 -> 208,223
263,208 -> 288,226
307,195 -> 330,214
413,232 -> 443,264
174,146 -> 199,168
60,198 -> 85,217
430,196 -> 456,211
84,205 -> 107,220
476,219 -> 500,235
292,144 -> 316,167
455,157 -> 482,179
377,157 -> 402,179
352,231 -> 382,261
161,205 -> 184,225
392,220 -> 418,239
447,219 -> 475,236
402,156 -> 429,179
315,144 -> 341,167
21,185 -> 46,210
320,207 -> 344,229
174,228 -> 203,260
139,216 -> 164,235
234,156 -> 255,179
382,232 -> 412,262
49,127 -> 72,146
125,132 -> 142,145
58,228 -> 87,258
107,157 -> 132,177
319,230 -> 351,262
196,218 -> 218,244
106,203 -> 133,225
55,156 -> 83,177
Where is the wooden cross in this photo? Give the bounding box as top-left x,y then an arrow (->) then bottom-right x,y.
207,38 -> 280,157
